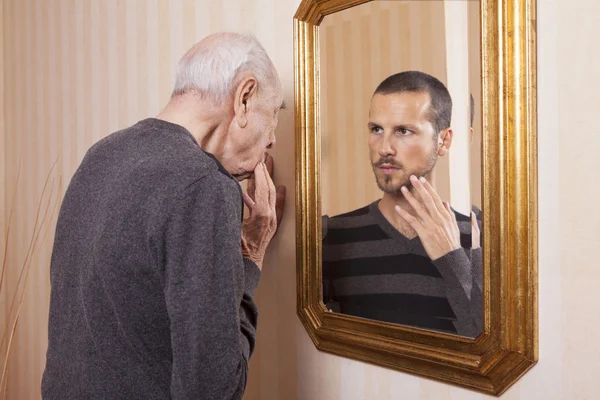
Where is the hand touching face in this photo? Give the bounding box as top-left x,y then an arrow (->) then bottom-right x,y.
394,175 -> 461,260
241,154 -> 286,269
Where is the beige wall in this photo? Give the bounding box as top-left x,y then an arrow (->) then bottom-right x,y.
1,0 -> 600,399
0,0 -> 6,387
0,0 -> 298,398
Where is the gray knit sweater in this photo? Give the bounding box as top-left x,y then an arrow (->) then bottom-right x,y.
42,118 -> 260,400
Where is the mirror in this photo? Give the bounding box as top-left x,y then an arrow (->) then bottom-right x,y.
295,0 -> 538,395
319,0 -> 483,338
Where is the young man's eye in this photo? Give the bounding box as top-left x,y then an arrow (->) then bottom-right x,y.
398,129 -> 412,136
370,126 -> 383,134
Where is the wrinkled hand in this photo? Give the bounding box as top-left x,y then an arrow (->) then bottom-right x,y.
241,154 -> 286,269
394,175 -> 461,261
245,154 -> 286,229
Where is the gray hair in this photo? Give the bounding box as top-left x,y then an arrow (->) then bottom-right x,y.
172,32 -> 278,102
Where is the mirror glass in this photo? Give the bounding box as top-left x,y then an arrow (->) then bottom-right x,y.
320,0 -> 483,338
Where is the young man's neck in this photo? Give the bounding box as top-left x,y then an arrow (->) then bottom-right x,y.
378,193 -> 416,238
377,176 -> 436,238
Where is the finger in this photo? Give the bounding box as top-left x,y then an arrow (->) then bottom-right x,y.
471,211 -> 480,231
447,203 -> 458,223
262,162 -> 277,213
264,153 -> 274,178
275,185 -> 286,226
400,186 -> 433,223
443,203 -> 459,233
243,192 -> 256,209
247,172 -> 256,199
409,175 -> 440,217
471,211 -> 481,248
246,173 -> 256,201
253,162 -> 269,207
394,204 -> 425,235
247,161 -> 263,201
418,176 -> 447,216
442,201 -> 453,216
263,155 -> 276,196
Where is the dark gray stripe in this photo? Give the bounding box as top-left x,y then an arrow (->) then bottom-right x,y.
335,293 -> 457,319
332,274 -> 447,297
327,211 -> 383,229
323,237 -> 429,262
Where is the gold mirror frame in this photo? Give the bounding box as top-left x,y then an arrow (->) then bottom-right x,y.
294,0 -> 537,395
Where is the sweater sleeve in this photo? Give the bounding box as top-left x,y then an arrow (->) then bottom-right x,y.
469,247 -> 483,333
432,248 -> 482,337
157,174 -> 260,400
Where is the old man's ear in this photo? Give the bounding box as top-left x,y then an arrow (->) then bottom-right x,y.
234,77 -> 259,128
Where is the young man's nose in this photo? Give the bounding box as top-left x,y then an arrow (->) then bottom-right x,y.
378,135 -> 395,156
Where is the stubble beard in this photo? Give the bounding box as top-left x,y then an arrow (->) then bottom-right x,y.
372,149 -> 439,195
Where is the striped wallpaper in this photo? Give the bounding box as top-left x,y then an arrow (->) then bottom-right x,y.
320,0 -> 482,217
1,0 -> 600,400
0,1 -> 299,398
0,0 -> 6,394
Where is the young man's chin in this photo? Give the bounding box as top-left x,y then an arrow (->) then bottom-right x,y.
376,176 -> 411,195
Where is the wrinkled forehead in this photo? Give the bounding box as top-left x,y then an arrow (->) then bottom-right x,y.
264,82 -> 285,112
258,70 -> 283,106
270,74 -> 284,106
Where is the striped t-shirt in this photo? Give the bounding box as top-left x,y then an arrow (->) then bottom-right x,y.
322,200 -> 482,337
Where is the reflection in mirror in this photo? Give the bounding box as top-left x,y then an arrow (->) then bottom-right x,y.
320,0 -> 483,337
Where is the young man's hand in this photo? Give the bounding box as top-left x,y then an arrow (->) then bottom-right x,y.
394,175 -> 461,261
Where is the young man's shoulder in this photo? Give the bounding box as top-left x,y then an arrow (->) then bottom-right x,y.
330,204 -> 371,220
322,202 -> 380,243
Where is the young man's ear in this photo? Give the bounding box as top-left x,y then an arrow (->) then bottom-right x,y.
234,76 -> 258,129
437,128 -> 453,156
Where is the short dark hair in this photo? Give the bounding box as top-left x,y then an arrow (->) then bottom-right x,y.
470,93 -> 475,128
374,71 -> 452,134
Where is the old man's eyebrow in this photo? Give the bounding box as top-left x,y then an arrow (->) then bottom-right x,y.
276,101 -> 287,113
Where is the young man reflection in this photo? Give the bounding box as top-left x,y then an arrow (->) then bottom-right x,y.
322,71 -> 482,337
